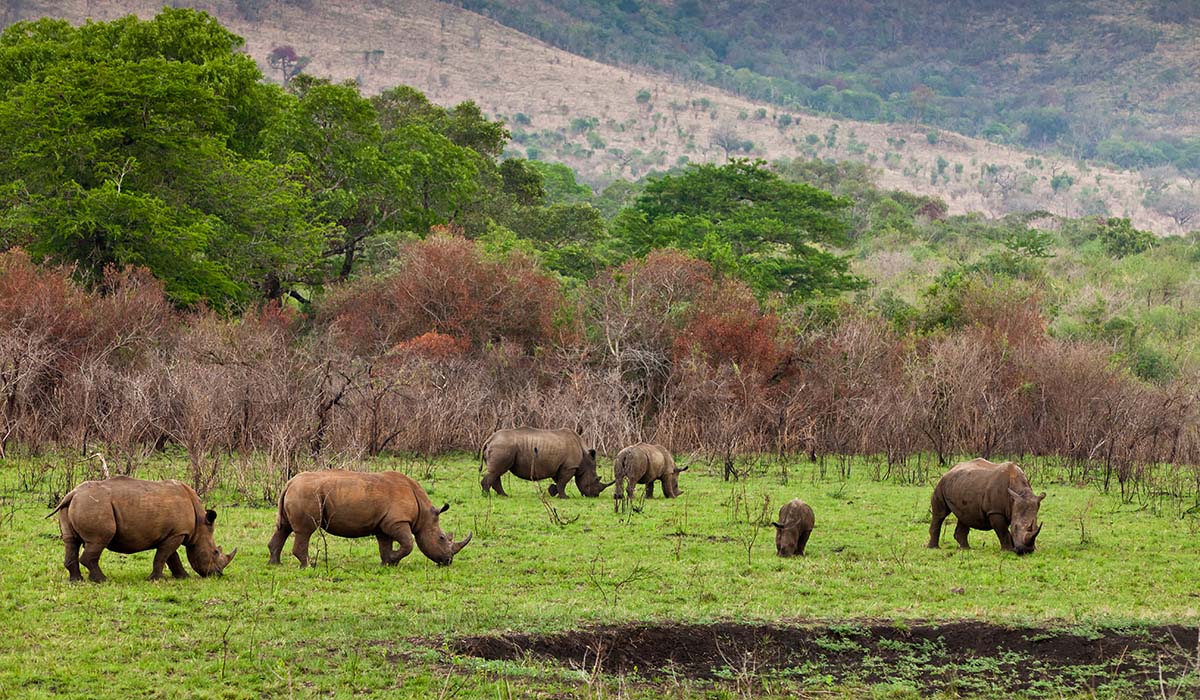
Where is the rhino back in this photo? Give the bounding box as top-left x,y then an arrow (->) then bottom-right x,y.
779,499 -> 814,530
283,470 -> 420,537
71,477 -> 200,553
938,459 -> 1013,528
501,428 -> 584,479
614,444 -> 649,482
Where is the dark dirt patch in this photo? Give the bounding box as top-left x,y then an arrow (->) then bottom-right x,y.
450,621 -> 1200,697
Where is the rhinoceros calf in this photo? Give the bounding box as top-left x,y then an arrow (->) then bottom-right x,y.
480,427 -> 612,498
50,476 -> 237,582
773,498 -> 815,557
613,442 -> 687,512
267,470 -> 471,567
928,458 -> 1046,555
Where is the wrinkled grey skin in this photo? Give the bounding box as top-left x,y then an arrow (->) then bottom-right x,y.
773,498 -> 815,557
268,470 -> 471,567
613,442 -> 688,512
480,427 -> 613,498
50,476 -> 237,582
928,458 -> 1046,555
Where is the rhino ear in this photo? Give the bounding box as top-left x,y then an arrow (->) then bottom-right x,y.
674,465 -> 689,474
589,448 -> 596,459
438,502 -> 450,514
205,509 -> 217,525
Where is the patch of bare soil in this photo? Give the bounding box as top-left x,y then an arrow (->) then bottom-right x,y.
451,621 -> 1200,697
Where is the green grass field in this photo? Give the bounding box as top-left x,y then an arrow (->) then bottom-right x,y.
1,454 -> 1198,698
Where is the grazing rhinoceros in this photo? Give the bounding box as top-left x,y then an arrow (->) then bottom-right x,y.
267,470 -> 471,567
773,498 -> 815,557
49,476 -> 237,582
479,427 -> 613,498
612,442 -> 688,512
927,458 -> 1046,555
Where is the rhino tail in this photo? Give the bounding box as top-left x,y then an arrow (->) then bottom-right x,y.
274,482 -> 292,529
478,436 -> 492,473
45,490 -> 75,519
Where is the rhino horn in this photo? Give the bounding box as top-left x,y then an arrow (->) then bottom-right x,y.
674,465 -> 689,474
772,521 -> 784,529
598,480 -> 615,493
451,532 -> 473,554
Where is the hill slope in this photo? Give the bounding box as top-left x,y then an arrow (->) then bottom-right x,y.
4,0 -> 1192,233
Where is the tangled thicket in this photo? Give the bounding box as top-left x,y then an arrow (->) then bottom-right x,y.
2,238 -> 1197,500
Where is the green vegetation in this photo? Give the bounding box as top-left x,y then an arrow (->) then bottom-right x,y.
2,454 -> 1199,698
451,0 -> 1200,174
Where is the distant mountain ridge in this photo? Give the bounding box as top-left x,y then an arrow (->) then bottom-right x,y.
4,0 -> 1193,234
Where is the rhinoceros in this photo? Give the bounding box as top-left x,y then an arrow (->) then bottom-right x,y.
772,498 -> 815,557
267,470 -> 471,567
49,476 -> 237,582
613,442 -> 687,512
927,458 -> 1046,555
479,427 -> 612,498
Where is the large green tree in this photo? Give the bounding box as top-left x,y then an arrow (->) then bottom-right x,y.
0,9 -> 326,308
610,160 -> 862,297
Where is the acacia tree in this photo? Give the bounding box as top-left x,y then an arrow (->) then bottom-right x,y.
609,160 -> 863,298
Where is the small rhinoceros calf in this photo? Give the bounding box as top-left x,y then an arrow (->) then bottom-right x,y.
773,499 -> 815,557
928,458 -> 1046,555
50,476 -> 237,582
613,442 -> 688,512
267,470 -> 471,567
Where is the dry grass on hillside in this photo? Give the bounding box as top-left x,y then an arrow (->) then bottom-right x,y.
9,0 -> 1194,234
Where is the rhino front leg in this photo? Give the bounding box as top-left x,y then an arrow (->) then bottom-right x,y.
797,529 -> 812,556
953,522 -> 972,549
166,551 -> 188,579
553,471 -> 573,499
149,535 -> 187,580
989,513 -> 1014,551
377,524 -> 414,565
80,541 -> 108,583
63,536 -> 83,582
644,481 -> 655,499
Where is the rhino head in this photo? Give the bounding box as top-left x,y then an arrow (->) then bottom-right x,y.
773,520 -> 800,557
1007,488 -> 1046,555
662,465 -> 688,498
416,503 -> 473,566
575,448 -> 615,498
185,509 -> 238,577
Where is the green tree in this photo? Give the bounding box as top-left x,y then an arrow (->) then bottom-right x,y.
610,160 -> 862,297
0,10 -> 325,308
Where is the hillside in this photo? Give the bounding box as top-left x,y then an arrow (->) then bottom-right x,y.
4,0 -> 1194,233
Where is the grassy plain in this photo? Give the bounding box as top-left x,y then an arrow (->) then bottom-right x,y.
0,454 -> 1198,698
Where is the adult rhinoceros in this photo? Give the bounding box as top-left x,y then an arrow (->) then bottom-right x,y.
50,476 -> 237,582
613,442 -> 687,512
479,427 -> 612,498
927,458 -> 1046,555
267,470 -> 471,567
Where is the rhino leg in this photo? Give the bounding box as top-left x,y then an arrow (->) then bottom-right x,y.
989,513 -> 1014,551
267,523 -> 292,565
63,536 -> 83,582
927,493 -> 950,548
644,482 -> 655,499
291,529 -> 314,568
377,524 -> 414,566
481,469 -> 510,496
553,472 -> 572,499
953,521 -> 972,549
80,541 -> 108,583
166,551 -> 188,579
149,535 -> 187,580
797,529 -> 812,557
